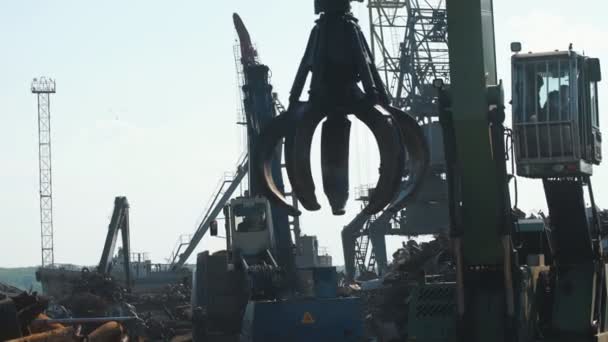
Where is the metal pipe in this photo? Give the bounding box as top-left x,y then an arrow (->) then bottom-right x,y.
546,61 -> 553,158
87,322 -> 124,342
558,59 -> 565,157
7,327 -> 75,342
223,205 -> 232,252
453,237 -> 465,316
502,236 -> 515,316
266,249 -> 278,268
241,256 -> 250,271
534,63 -> 542,158
32,316 -> 137,325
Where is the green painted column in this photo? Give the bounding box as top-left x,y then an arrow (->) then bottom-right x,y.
446,0 -> 503,265
445,1 -> 514,340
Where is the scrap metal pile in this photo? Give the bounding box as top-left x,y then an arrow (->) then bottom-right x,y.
351,207 -> 608,341
129,282 -> 193,341
343,235 -> 454,341
0,270 -> 194,341
1,285 -> 132,341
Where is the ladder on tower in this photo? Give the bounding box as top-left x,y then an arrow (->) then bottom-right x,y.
355,212 -> 379,276
367,248 -> 377,274
355,235 -> 370,274
366,214 -> 378,274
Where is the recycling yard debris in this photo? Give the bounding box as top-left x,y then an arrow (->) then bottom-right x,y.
1,275 -> 192,341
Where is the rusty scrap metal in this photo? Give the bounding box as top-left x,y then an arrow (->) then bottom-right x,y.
86,321 -> 125,342
28,313 -> 65,334
0,290 -> 50,340
0,297 -> 21,340
6,327 -> 77,342
7,321 -> 127,342
341,235 -> 454,341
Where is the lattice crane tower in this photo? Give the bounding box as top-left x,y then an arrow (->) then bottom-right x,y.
368,0 -> 449,116
346,0 -> 449,276
31,77 -> 56,268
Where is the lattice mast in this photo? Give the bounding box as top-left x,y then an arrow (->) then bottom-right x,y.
344,0 -> 449,276
31,77 -> 57,268
368,0 -> 449,115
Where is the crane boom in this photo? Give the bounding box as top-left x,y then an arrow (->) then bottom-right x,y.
233,13 -> 258,66
234,12 -> 294,276
98,196 -> 131,289
172,157 -> 249,269
171,14 -> 266,270
173,14 -> 291,271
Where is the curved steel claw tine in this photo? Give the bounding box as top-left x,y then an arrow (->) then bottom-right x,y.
292,105 -> 325,211
321,115 -> 351,215
253,112 -> 301,216
284,103 -> 307,206
387,107 -> 430,211
355,105 -> 405,215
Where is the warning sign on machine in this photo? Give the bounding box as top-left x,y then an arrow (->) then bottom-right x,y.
301,312 -> 315,324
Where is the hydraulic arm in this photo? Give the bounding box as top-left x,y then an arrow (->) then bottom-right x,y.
235,12 -> 295,279
98,196 -> 131,290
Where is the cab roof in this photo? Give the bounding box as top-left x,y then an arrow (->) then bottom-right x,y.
512,50 -> 581,60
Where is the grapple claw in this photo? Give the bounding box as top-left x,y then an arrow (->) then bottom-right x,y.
292,106 -> 325,211
387,107 -> 430,210
321,115 -> 351,215
253,112 -> 302,216
355,105 -> 405,215
252,3 -> 430,217
284,102 -> 307,205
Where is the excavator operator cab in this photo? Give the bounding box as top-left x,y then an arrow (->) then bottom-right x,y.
511,48 -> 602,178
229,197 -> 275,257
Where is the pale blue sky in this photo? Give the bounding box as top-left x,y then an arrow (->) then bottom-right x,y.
0,0 -> 606,267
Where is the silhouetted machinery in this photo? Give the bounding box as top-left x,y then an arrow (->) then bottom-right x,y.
194,0 -> 606,341
400,3 -> 606,340
97,196 -> 131,290
317,0 -> 605,341
191,11 -> 366,342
